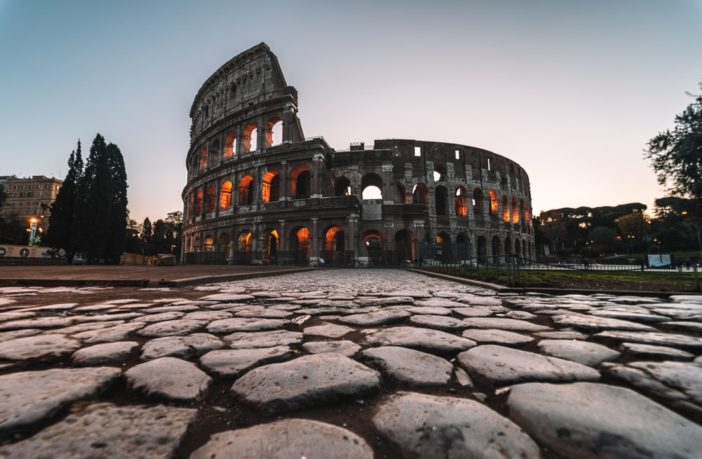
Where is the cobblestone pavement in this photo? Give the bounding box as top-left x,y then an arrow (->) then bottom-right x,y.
0,269 -> 701,458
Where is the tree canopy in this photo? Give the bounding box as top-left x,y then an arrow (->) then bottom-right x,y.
646,83 -> 702,199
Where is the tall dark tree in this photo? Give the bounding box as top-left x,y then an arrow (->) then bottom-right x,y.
72,134 -> 128,263
142,217 -> 152,243
46,141 -> 83,256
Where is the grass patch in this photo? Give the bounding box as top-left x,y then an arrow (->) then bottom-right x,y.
428,267 -> 701,292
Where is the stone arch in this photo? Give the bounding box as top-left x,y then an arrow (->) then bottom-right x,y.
261,170 -> 280,203
502,195 -> 510,222
220,180 -> 233,210
512,196 -> 520,224
437,232 -> 451,263
472,187 -> 483,215
238,175 -> 254,205
290,226 -> 311,265
204,234 -> 214,252
477,235 -> 487,264
224,131 -> 236,159
362,230 -> 384,265
263,228 -> 279,263
334,176 -> 351,197
218,233 -> 231,260
455,186 -> 468,217
361,173 -> 383,200
489,190 -> 498,215
413,183 -> 428,208
205,182 -> 216,214
290,166 -> 311,199
192,233 -> 201,252
433,164 -> 447,182
236,230 -> 253,264
435,186 -> 448,216
456,232 -> 470,260
199,145 -> 208,171
323,225 -> 346,264
395,229 -> 415,264
242,124 -> 258,152
266,116 -> 283,147
505,235 -> 513,258
194,187 -> 204,216
514,238 -> 521,262
492,235 -> 502,264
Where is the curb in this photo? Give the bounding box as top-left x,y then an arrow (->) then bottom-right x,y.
0,278 -> 150,287
159,267 -> 315,287
410,269 -> 694,298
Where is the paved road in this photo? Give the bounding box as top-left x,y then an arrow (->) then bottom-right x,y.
0,269 -> 701,458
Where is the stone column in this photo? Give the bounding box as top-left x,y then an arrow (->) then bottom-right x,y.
310,217 -> 319,265
214,180 -> 221,218
311,153 -> 324,198
382,163 -> 394,204
278,219 -> 287,264
280,160 -> 289,201
235,125 -> 243,158
256,119 -> 265,153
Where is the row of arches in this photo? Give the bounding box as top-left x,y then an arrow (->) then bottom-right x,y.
190,116 -> 284,175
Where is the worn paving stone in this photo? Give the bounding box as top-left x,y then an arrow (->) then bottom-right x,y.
452,306 -> 497,317
133,311 -> 185,323
552,313 -> 655,331
74,322 -> 144,343
461,317 -> 549,331
360,346 -> 453,386
0,403 -> 197,459
0,328 -> 41,343
605,361 -> 702,408
338,310 -> 410,326
507,382 -> 702,459
408,314 -> 466,330
183,310 -> 233,321
200,293 -> 255,302
234,308 -> 293,318
0,316 -> 75,330
416,298 -> 467,308
365,326 -> 476,353
302,340 -> 361,356
303,323 -> 354,338
140,333 -> 223,360
72,341 -> 139,365
373,392 -> 541,458
231,353 -> 380,414
125,357 -> 211,401
137,319 -> 207,337
458,345 -> 600,384
224,330 -> 303,349
589,310 -> 670,323
207,317 -> 288,333
356,296 -> 414,306
200,346 -> 293,377
663,320 -> 702,333
190,418 -> 373,459
620,342 -> 694,360
404,306 -> 452,315
0,334 -> 80,360
594,330 -> 702,349
533,330 -> 587,340
462,328 -> 534,345
537,339 -> 620,366
0,367 -> 121,433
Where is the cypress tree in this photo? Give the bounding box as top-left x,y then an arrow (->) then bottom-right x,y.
46,141 -> 83,257
104,142 -> 128,263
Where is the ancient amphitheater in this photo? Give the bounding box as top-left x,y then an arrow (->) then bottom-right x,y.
182,43 -> 534,266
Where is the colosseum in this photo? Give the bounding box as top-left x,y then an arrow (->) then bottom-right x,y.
182,43 -> 535,266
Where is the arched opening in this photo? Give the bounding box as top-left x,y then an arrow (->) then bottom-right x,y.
236,231 -> 253,264
413,183 -> 428,208
238,175 -> 254,206
492,236 -> 502,264
512,196 -> 520,224
472,188 -> 483,215
361,173 -> 383,200
224,131 -> 236,159
266,117 -> 283,147
204,234 -> 214,252
489,190 -> 498,215
477,236 -> 487,264
436,232 -> 451,263
199,146 -> 208,171
261,170 -> 280,203
219,180 -> 233,210
505,236 -> 513,259
334,176 -> 351,197
194,187 -> 204,216
188,193 -> 195,219
514,239 -> 521,263
363,231 -> 383,265
205,183 -> 216,214
192,234 -> 201,252
502,196 -> 510,222
291,227 -> 310,265
435,186 -> 448,216
242,124 -> 258,152
394,229 -> 415,264
455,186 -> 468,217
456,232 -> 470,260
523,239 -> 528,259
263,229 -> 279,263
218,233 -> 231,261
290,167 -> 311,199
397,184 -> 406,204
323,225 -> 346,264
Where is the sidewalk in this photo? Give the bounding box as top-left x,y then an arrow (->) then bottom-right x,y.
0,265 -> 313,287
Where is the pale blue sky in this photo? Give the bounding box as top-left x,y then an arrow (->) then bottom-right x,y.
1,0 -> 701,222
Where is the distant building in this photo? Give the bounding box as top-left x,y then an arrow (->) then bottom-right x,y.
0,175 -> 63,235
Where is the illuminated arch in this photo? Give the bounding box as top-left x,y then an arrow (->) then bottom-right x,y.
261,170 -> 280,203
334,176 -> 351,197
224,131 -> 236,159
413,183 -> 428,208
489,190 -> 498,215
454,186 -> 468,217
206,182 -> 216,213
290,166 -> 311,199
238,175 -> 254,205
472,188 -> 483,214
219,180 -> 233,210
266,116 -> 282,147
242,124 -> 258,152
502,195 -> 510,223
199,146 -> 208,170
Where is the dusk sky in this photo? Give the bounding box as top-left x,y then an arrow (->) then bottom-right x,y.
1,0 -> 701,223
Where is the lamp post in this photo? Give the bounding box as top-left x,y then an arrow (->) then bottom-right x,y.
27,217 -> 38,246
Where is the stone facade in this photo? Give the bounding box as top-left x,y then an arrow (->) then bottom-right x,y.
0,175 -> 62,234
182,43 -> 534,266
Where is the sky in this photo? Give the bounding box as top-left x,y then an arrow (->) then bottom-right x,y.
1,0 -> 701,223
